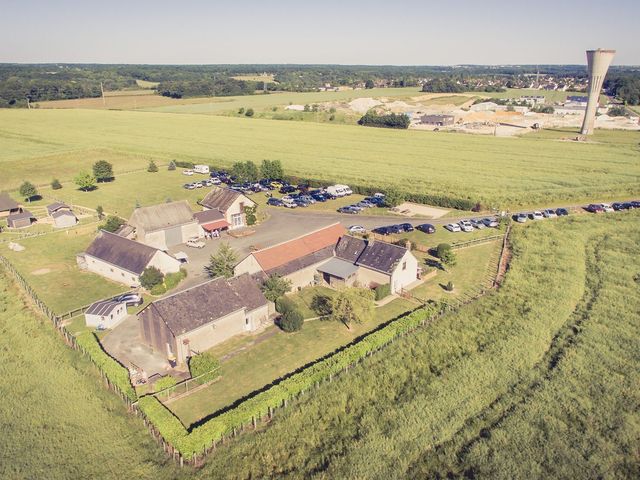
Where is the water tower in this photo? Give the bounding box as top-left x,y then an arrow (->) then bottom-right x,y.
580,49 -> 616,135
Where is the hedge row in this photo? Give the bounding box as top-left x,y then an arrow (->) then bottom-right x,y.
141,305 -> 436,459
283,175 -> 478,211
75,331 -> 137,402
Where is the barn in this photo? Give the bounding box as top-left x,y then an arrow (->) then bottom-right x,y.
128,200 -> 201,250
200,188 -> 256,230
0,192 -> 20,218
47,202 -> 77,228
7,210 -> 35,229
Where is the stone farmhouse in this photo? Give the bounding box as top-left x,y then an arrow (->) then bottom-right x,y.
129,200 -> 201,251
138,274 -> 272,365
200,188 -> 256,230
78,230 -> 181,287
235,223 -> 419,294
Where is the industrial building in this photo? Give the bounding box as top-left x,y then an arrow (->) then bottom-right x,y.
420,114 -> 455,126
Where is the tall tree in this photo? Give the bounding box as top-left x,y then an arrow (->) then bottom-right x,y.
74,171 -> 96,191
260,159 -> 284,179
93,160 -> 114,182
261,274 -> 292,302
205,243 -> 237,278
18,181 -> 38,202
147,160 -> 159,173
330,287 -> 375,329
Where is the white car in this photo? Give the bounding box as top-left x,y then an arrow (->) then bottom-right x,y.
444,223 -> 461,232
458,220 -> 474,232
182,169 -> 194,176
470,219 -> 486,229
530,211 -> 544,220
543,209 -> 557,218
516,213 -> 528,223
348,225 -> 366,234
211,177 -> 221,185
600,203 -> 614,213
186,238 -> 205,248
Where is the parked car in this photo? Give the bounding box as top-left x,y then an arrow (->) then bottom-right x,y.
270,181 -> 283,189
555,208 -> 569,216
458,220 -> 474,232
388,225 -> 403,234
543,209 -> 557,218
357,200 -> 375,208
279,185 -> 296,194
515,213 -> 528,223
186,238 -> 205,248
481,217 -> 499,228
444,223 -> 462,232
348,225 -> 366,234
311,193 -> 327,202
612,202 -> 626,211
113,293 -> 143,307
586,204 -> 604,213
600,203 -> 614,213
294,198 -> 309,207
416,223 -> 435,234
529,211 -> 544,220
373,226 -> 391,235
282,198 -> 297,208
300,195 -> 316,204
347,204 -> 364,212
470,219 -> 486,229
365,196 -> 384,206
399,223 -> 414,232
631,201 -> 640,208
183,183 -> 194,190
337,206 -> 359,214
182,169 -> 194,176
267,197 -> 284,207
622,202 -> 635,210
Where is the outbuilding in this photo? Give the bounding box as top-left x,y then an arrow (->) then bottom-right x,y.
84,299 -> 128,329
128,200 -> 202,250
0,193 -> 20,218
193,209 -> 229,236
47,202 -> 78,228
7,210 -> 36,229
79,230 -> 181,287
420,114 -> 455,126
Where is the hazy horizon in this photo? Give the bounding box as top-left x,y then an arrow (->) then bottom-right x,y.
1,0 -> 639,65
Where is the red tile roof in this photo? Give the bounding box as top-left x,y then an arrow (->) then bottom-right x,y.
252,223 -> 345,272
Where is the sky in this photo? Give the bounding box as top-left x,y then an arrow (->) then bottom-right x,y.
1,0 -> 638,65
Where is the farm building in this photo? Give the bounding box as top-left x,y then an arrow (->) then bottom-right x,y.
0,192 -> 20,218
84,299 -> 127,329
7,210 -> 36,229
200,188 -> 256,230
234,223 -> 345,290
519,95 -> 546,105
333,236 -> 419,294
566,95 -> 589,106
470,102 -> 499,112
139,274 -> 272,365
128,200 -> 201,250
47,202 -> 77,228
193,209 -> 228,236
79,230 -> 181,287
420,114 -> 455,126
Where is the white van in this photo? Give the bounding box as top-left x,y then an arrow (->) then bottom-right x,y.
326,185 -> 347,197
194,165 -> 210,174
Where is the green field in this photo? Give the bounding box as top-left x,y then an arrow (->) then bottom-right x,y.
1,109 -> 639,209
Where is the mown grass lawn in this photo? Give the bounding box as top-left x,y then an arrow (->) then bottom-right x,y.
1,229 -> 127,314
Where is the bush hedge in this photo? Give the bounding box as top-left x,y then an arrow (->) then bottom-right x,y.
374,283 -> 391,301
164,269 -> 187,291
174,160 -> 195,169
75,331 -> 136,402
149,304 -> 436,459
275,296 -> 295,314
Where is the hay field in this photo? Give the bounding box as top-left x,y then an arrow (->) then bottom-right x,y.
1,108 -> 639,208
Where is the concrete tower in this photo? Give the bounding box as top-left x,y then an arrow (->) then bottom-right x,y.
580,48 -> 616,135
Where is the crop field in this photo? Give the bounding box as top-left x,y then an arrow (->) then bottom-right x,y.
1,109 -> 639,209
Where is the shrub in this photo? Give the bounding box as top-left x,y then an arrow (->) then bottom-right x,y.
358,111 -> 410,129
261,274 -> 292,302
275,296 -> 295,314
19,181 -> 38,201
99,215 -> 125,233
95,205 -> 104,219
245,108 -> 254,117
375,283 -> 391,301
74,171 -> 96,191
174,160 -> 195,169
280,309 -> 303,332
147,160 -> 158,172
93,160 -> 114,182
238,107 -> 245,115
140,266 -> 164,290
436,243 -> 456,269
154,375 -> 178,392
205,243 -> 237,278
150,283 -> 167,296
245,205 -> 257,226
168,160 -> 176,171
311,294 -> 332,316
51,178 -> 62,190
164,269 -> 186,291
189,352 -> 220,377
445,281 -> 454,292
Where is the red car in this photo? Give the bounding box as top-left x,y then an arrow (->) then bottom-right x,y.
586,204 -> 604,213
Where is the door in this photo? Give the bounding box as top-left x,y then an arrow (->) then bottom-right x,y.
164,226 -> 183,247
231,213 -> 244,228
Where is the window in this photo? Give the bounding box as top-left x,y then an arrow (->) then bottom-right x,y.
231,213 -> 243,227
121,272 -> 125,277
402,261 -> 407,271
245,318 -> 249,325
110,268 -> 114,272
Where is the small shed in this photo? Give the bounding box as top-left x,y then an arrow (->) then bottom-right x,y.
52,210 -> 78,228
84,299 -> 128,329
0,192 -> 20,218
7,210 -> 35,229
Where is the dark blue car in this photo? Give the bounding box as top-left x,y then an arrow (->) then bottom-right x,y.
267,198 -> 284,207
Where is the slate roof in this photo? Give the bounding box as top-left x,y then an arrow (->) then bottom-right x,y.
85,230 -> 159,275
317,257 -> 359,279
52,210 -> 76,219
266,245 -> 335,276
251,223 -> 345,273
193,209 -> 225,224
141,273 -> 268,336
46,202 -> 70,215
7,210 -> 34,222
85,299 -> 124,316
128,200 -> 195,232
335,235 -> 407,274
200,187 -> 254,212
0,192 -> 19,212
